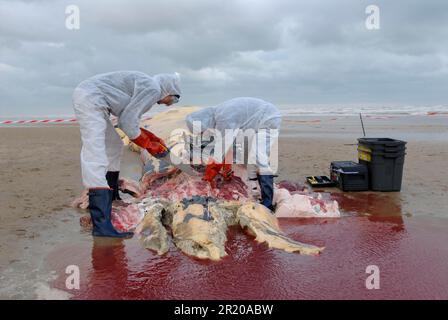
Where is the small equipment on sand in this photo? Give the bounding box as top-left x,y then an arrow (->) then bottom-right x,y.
306,175 -> 336,188
330,161 -> 369,192
305,113 -> 407,192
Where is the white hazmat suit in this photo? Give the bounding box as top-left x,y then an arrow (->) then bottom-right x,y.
73,71 -> 181,188
185,97 -> 282,177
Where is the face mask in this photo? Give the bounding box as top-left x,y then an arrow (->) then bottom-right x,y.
170,95 -> 180,104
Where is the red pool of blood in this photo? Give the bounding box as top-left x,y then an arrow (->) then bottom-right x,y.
46,213 -> 448,299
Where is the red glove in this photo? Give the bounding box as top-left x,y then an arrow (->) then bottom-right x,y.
221,164 -> 234,181
203,161 -> 223,187
140,128 -> 164,144
131,128 -> 169,158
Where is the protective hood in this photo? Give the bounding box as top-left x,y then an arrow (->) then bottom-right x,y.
153,73 -> 182,99
186,106 -> 216,133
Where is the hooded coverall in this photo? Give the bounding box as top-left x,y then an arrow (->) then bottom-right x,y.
186,97 -> 282,210
72,71 -> 181,188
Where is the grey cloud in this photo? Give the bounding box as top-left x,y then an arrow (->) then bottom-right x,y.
0,0 -> 447,116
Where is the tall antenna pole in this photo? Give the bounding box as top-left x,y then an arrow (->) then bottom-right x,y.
359,113 -> 366,137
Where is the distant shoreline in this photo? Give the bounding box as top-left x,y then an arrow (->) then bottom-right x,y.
1,105 -> 448,121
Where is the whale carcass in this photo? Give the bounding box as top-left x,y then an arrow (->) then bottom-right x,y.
73,107 -> 340,260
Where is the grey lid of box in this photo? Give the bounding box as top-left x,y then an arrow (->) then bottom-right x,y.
331,161 -> 367,173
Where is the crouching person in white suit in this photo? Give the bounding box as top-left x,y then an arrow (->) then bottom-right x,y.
186,97 -> 281,212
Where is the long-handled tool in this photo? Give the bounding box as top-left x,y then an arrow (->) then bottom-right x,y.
155,142 -> 201,176
359,113 -> 366,137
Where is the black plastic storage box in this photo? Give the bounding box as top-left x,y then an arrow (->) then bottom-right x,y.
357,138 -> 407,192
330,161 -> 369,191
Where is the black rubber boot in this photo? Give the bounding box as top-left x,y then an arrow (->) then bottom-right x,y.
88,188 -> 133,238
106,171 -> 121,201
257,174 -> 275,212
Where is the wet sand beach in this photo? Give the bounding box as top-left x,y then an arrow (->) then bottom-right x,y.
0,114 -> 447,299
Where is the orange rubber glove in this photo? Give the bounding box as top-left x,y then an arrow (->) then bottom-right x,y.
203,160 -> 223,187
131,128 -> 169,158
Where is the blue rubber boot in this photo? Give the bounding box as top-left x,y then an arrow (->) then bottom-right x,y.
257,174 -> 275,212
88,188 -> 133,238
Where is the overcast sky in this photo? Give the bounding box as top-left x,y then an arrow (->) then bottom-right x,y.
0,0 -> 447,116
